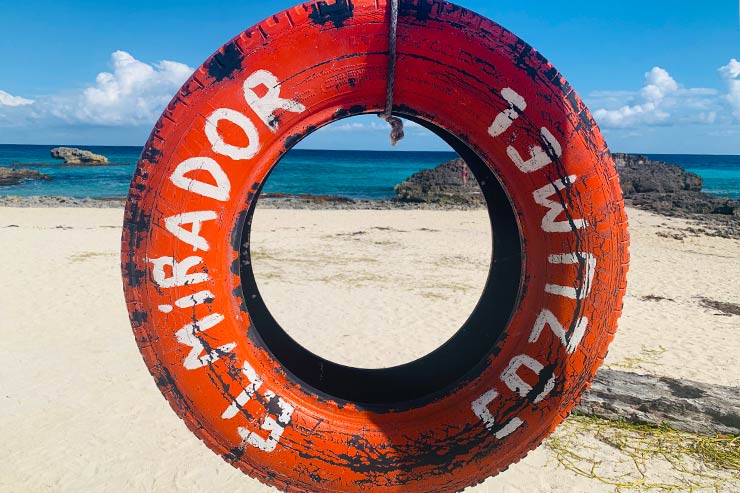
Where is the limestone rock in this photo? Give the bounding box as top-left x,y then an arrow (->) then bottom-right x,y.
393,158 -> 483,206
612,153 -> 739,218
0,167 -> 52,186
613,153 -> 703,194
50,147 -> 109,165
393,154 -> 739,220
577,369 -> 740,436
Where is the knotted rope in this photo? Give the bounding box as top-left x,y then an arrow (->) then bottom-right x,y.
379,0 -> 404,146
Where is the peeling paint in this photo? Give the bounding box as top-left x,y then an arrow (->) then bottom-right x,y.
308,0 -> 355,28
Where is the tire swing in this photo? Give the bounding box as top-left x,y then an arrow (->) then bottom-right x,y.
121,0 -> 629,491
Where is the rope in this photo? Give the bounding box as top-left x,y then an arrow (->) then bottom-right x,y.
379,0 -> 404,146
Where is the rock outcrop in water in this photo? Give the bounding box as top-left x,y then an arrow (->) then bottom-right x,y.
393,153 -> 740,237
393,158 -> 483,206
613,153 -> 703,194
613,153 -> 738,217
394,154 -> 738,217
50,147 -> 109,165
0,167 -> 52,186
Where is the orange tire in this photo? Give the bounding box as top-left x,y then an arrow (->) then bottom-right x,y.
121,1 -> 629,491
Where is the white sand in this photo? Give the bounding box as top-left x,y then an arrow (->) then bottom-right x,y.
1,206 -> 738,492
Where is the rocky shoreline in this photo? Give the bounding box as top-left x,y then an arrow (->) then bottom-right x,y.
392,154 -> 740,238
613,154 -> 739,218
1,154 -> 738,237
0,194 -> 478,211
0,195 -> 127,208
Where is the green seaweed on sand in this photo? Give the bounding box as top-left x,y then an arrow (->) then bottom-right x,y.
546,414 -> 740,492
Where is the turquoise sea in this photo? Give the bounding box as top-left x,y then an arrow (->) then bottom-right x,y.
0,145 -> 738,200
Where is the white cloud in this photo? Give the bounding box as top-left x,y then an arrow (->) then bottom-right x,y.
1,53 -> 443,139
302,116 -> 438,148
46,50 -> 193,126
0,89 -> 34,107
0,51 -> 194,135
331,119 -> 421,133
591,66 -> 721,128
719,58 -> 740,118
640,67 -> 678,103
333,121 -> 376,132
594,67 -> 679,127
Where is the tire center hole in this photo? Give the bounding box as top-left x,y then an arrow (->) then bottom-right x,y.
248,116 -> 492,370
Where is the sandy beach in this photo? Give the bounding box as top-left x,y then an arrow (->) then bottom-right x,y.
1,205 -> 738,492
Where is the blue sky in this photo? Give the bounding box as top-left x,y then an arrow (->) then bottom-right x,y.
1,0 -> 739,153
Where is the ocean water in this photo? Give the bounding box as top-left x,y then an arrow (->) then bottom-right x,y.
0,145 -> 457,200
647,154 -> 740,200
1,145 -> 739,200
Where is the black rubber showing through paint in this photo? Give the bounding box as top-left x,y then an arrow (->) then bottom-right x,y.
207,43 -> 244,82
238,115 -> 522,408
308,0 -> 355,28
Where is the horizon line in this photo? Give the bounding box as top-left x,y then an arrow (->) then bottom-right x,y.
1,143 -> 739,157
